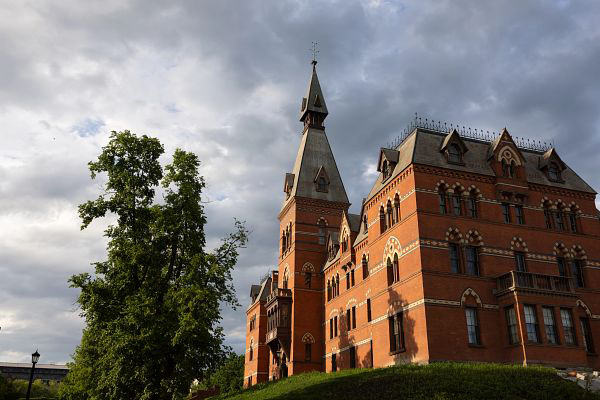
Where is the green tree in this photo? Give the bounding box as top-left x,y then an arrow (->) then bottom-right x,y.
192,353 -> 244,396
59,131 -> 247,400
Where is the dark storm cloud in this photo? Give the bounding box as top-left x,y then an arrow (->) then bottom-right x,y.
1,0 -> 599,363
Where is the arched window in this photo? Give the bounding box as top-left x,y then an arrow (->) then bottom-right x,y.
318,219 -> 326,245
386,257 -> 394,286
467,190 -> 477,218
393,194 -> 400,224
572,247 -> 586,288
502,159 -> 509,177
393,253 -> 400,283
362,254 -> 369,279
452,190 -> 462,216
555,204 -> 565,231
249,340 -> 254,361
548,162 -> 561,181
335,275 -> 340,297
327,280 -> 332,301
543,201 -> 553,229
439,188 -> 447,214
281,233 -> 286,255
448,144 -> 462,163
386,200 -> 393,229
379,206 -> 386,233
568,206 -> 579,233
304,271 -> 311,288
362,215 -> 368,233
509,161 -> 516,178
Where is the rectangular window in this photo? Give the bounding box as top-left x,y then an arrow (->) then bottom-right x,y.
331,353 -> 337,371
557,257 -> 567,277
569,213 -> 578,233
502,203 -> 511,223
581,317 -> 595,353
452,194 -> 462,216
465,307 -> 481,345
449,243 -> 461,273
330,318 -> 334,339
346,272 -> 350,290
542,307 -> 559,345
555,211 -> 565,231
388,312 -> 405,353
515,205 -> 525,225
367,299 -> 372,322
349,346 -> 356,369
523,305 -> 539,343
515,252 -> 527,272
561,308 -> 576,345
351,270 -> 355,287
467,197 -> 477,218
352,306 -> 357,329
334,316 -> 338,337
305,272 -> 311,288
305,343 -> 312,361
572,260 -> 585,288
465,246 -> 479,276
346,309 -> 351,331
506,306 -> 519,344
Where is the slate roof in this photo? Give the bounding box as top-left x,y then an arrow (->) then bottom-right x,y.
248,276 -> 272,307
365,128 -> 595,203
348,213 -> 361,233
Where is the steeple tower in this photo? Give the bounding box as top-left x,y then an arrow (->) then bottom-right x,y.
300,61 -> 329,131
282,62 -> 348,210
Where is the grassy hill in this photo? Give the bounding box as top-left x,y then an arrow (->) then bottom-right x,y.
218,363 -> 598,400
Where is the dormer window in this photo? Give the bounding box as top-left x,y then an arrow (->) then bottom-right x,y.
548,162 -> 561,182
382,160 -> 390,180
447,144 -> 462,163
317,177 -> 327,191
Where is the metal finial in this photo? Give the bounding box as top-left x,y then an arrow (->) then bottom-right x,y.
311,42 -> 319,65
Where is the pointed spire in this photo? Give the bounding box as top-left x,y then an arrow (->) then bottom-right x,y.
300,63 -> 328,126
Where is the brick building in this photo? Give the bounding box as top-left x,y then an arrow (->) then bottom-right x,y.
243,61 -> 600,387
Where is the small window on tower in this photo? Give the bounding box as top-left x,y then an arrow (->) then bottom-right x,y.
317,177 -> 328,192
548,163 -> 561,182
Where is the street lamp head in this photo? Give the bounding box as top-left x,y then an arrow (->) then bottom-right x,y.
31,350 -> 40,364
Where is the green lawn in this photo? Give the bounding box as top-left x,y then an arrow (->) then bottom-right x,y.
220,363 -> 597,400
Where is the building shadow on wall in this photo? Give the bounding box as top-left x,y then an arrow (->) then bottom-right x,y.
268,288 -> 418,400
332,287 -> 418,371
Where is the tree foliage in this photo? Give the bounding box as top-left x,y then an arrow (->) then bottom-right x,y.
192,353 -> 244,397
59,131 -> 248,400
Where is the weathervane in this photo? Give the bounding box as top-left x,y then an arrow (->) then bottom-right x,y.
311,41 -> 319,65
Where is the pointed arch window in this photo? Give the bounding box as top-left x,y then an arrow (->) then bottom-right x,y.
386,200 -> 393,229
317,177 -> 327,192
543,202 -> 553,229
439,188 -> 448,214
393,194 -> 400,224
327,280 -> 332,301
379,206 -> 386,234
465,246 -> 479,276
502,159 -> 509,177
467,190 -> 478,218
449,243 -> 461,273
362,215 -> 368,233
465,307 -> 481,345
568,206 -> 579,233
362,254 -> 369,279
318,219 -> 326,245
452,190 -> 462,216
555,204 -> 565,231
572,258 -> 585,288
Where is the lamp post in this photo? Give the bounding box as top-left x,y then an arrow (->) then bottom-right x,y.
25,350 -> 40,400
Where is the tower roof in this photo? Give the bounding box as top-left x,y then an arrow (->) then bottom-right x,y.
300,63 -> 328,121
282,65 -> 348,210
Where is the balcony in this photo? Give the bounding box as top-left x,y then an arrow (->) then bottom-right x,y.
265,288 -> 292,353
496,271 -> 575,297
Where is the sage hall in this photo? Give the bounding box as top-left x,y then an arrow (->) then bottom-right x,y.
243,62 -> 600,386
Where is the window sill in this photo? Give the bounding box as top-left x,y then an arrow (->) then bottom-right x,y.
389,349 -> 406,356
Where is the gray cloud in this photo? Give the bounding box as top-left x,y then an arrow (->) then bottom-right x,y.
1,0 -> 600,363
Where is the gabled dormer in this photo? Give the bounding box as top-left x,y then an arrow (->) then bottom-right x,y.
377,148 -> 399,182
539,148 -> 566,183
314,166 -> 330,193
326,233 -> 340,261
440,129 -> 468,165
487,128 -> 526,179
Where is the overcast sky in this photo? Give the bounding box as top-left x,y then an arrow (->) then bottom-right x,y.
1,0 -> 600,365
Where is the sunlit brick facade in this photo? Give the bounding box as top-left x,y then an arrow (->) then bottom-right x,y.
243,63 -> 600,387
